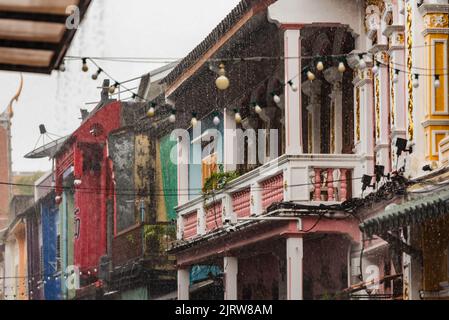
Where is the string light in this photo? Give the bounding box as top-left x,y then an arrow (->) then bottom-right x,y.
358,54 -> 366,70
372,61 -> 380,75
213,112 -> 221,126
91,68 -> 102,80
81,58 -> 89,72
287,80 -> 298,92
316,60 -> 324,71
434,75 -> 441,88
392,69 -> 399,84
169,109 -> 176,123
234,109 -> 242,124
215,63 -> 230,90
307,70 -> 316,81
254,102 -> 262,114
271,92 -> 281,105
413,74 -> 419,88
338,61 -> 346,73
109,82 -> 119,94
191,112 -> 198,127
147,102 -> 156,118
59,61 -> 66,72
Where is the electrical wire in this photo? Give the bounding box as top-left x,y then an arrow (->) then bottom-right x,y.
0,175 -> 364,197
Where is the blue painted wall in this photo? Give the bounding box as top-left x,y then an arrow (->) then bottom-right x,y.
188,113 -> 224,200
41,199 -> 61,300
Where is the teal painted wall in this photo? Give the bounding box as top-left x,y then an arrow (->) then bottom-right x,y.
160,134 -> 178,220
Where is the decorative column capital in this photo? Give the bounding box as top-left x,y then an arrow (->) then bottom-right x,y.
419,4 -> 449,36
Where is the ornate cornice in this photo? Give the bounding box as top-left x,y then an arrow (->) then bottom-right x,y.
418,4 -> 449,16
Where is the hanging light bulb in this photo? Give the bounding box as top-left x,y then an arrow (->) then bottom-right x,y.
91,68 -> 102,80
169,109 -> 176,123
307,70 -> 315,81
434,75 -> 441,88
287,80 -> 298,92
213,113 -> 220,126
59,61 -> 66,72
271,92 -> 281,105
147,103 -> 156,118
234,109 -> 242,124
81,58 -> 89,72
191,112 -> 198,127
316,60 -> 324,71
109,82 -> 119,94
372,62 -> 379,75
94,268 -> 97,273
392,69 -> 399,84
254,103 -> 262,114
413,74 -> 419,88
358,55 -> 366,70
215,63 -> 230,90
338,61 -> 346,73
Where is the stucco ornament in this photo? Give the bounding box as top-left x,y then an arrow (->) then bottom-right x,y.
426,14 -> 448,28
365,5 -> 381,38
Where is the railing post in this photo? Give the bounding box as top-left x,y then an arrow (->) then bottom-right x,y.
314,168 -> 322,201
340,169 -> 348,202
327,168 -> 334,201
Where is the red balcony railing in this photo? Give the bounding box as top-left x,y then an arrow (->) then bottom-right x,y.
261,173 -> 284,211
206,202 -> 223,232
311,168 -> 351,202
232,188 -> 251,218
183,211 -> 198,239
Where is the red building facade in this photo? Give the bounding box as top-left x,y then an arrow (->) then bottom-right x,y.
55,101 -> 121,278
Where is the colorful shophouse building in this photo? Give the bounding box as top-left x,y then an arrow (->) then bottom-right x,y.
166,0 -> 371,300
53,83 -> 124,299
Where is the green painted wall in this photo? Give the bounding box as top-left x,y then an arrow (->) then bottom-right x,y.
159,135 -> 178,220
60,189 -> 75,300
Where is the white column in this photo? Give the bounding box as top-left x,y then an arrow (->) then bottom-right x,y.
286,237 -> 303,300
302,80 -> 322,154
197,207 -> 206,236
177,268 -> 190,300
375,51 -> 392,172
250,182 -> 262,216
284,28 -> 302,155
223,193 -> 236,223
224,257 -> 238,300
324,67 -> 343,154
223,108 -> 237,172
177,135 -> 190,206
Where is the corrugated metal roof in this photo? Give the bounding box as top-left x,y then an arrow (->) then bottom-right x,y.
360,187 -> 449,237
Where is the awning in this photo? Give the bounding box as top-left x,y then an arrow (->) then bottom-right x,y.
0,0 -> 92,74
360,188 -> 449,237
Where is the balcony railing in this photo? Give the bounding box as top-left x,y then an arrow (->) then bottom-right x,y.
176,154 -> 363,241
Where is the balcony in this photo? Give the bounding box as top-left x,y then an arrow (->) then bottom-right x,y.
177,153 -> 363,241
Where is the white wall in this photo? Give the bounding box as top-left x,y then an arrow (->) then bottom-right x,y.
268,0 -> 364,43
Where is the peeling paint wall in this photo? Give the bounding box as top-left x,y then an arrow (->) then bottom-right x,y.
109,131 -> 136,233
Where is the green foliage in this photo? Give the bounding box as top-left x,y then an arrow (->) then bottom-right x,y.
202,170 -> 239,196
143,224 -> 176,253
